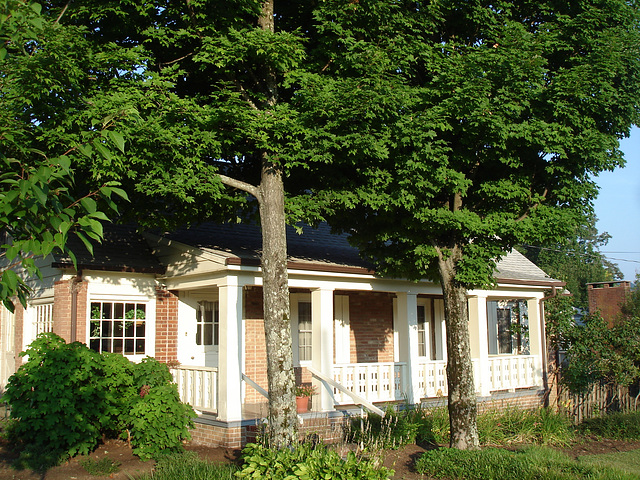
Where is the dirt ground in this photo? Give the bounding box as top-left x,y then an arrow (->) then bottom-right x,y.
1,436 -> 640,480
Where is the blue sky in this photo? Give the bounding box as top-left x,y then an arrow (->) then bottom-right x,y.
592,126 -> 640,281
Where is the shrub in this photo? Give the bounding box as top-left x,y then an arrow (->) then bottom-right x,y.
236,442 -> 392,479
2,334 -> 107,465
2,333 -> 195,466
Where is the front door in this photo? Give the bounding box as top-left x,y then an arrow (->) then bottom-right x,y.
179,291 -> 219,367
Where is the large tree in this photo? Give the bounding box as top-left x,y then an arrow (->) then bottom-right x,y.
23,0 -> 403,447
295,0 -> 640,448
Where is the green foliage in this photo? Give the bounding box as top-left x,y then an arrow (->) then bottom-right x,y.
578,411 -> 640,440
0,0 -> 129,312
416,446 -> 636,480
79,456 -> 121,476
135,451 -> 238,480
2,334 -> 195,467
236,442 -> 392,480
416,406 -> 573,447
2,333 -> 106,465
347,406 -> 433,451
559,314 -> 640,393
520,215 -> 622,309
128,384 -> 196,460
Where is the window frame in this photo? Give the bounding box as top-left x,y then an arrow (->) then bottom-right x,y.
487,299 -> 530,356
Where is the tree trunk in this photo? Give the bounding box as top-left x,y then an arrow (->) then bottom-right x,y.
258,159 -> 298,448
437,245 -> 479,450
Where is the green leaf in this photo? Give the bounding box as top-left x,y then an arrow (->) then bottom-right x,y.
108,130 -> 125,154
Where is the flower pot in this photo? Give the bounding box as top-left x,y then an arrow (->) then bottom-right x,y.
296,395 -> 310,413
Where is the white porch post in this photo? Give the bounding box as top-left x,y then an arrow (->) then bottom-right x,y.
395,292 -> 419,404
217,277 -> 244,422
527,298 -> 544,386
311,288 -> 334,411
468,294 -> 491,397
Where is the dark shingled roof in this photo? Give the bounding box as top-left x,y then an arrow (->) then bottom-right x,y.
163,222 -> 374,269
53,224 -> 166,273
52,221 -> 561,285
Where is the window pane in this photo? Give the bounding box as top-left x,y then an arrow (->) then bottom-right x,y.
114,320 -> 124,337
102,303 -> 112,319
114,303 -> 124,319
136,339 -> 145,354
497,308 -> 512,354
125,339 -> 134,355
136,321 -> 145,337
113,339 -> 123,354
196,324 -> 202,345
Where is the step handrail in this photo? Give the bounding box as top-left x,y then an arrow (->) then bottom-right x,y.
307,366 -> 385,416
242,373 -> 269,400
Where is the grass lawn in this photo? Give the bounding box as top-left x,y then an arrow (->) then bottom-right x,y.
579,449 -> 640,477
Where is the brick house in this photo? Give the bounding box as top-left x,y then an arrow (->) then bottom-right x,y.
0,222 -> 564,447
587,281 -> 632,327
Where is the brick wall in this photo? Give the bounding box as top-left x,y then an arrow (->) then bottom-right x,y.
14,303 -> 23,368
244,287 -> 268,403
587,281 -> 631,327
347,292 -> 395,363
155,288 -> 179,363
52,278 -> 87,343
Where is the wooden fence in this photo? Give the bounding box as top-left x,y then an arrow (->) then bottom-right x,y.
556,382 -> 640,424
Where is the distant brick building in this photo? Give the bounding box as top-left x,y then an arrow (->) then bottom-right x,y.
587,281 -> 631,327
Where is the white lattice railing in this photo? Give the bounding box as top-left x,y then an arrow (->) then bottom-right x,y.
417,360 -> 448,398
488,355 -> 537,391
332,362 -> 406,404
171,366 -> 218,414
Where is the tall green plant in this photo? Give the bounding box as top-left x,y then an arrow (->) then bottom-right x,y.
2,333 -> 195,466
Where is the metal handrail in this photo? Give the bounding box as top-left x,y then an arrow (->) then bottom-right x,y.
242,373 -> 269,400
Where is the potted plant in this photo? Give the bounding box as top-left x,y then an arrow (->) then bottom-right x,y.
295,384 -> 316,413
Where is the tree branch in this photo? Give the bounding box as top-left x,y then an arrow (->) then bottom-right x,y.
217,174 -> 261,201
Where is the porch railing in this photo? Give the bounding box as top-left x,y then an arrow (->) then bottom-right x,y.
332,362 -> 406,404
487,355 -> 537,391
171,365 -> 218,414
417,360 -> 448,398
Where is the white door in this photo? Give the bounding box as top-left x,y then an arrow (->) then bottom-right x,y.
178,291 -> 219,367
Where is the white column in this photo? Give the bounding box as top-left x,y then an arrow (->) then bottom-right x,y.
527,298 -> 544,387
311,288 -> 335,411
395,292 -> 419,404
217,278 -> 244,421
468,294 -> 491,397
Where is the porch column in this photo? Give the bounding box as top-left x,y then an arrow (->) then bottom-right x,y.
311,288 -> 334,412
527,298 -> 544,387
468,294 -> 491,397
395,292 -> 419,404
217,277 -> 244,422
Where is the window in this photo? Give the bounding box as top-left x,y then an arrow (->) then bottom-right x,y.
487,300 -> 529,355
298,301 -> 312,362
90,301 -> 146,355
417,300 -> 438,360
33,303 -> 53,337
196,301 -> 219,346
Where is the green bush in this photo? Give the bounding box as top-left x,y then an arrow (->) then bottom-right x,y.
416,446 -> 636,480
236,442 -> 392,479
2,333 -> 195,467
2,334 -> 107,464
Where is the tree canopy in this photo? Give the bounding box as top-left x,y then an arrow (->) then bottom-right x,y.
6,0 -> 640,449
0,0 -> 128,311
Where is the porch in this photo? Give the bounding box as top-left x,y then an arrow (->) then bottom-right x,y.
171,354 -> 542,416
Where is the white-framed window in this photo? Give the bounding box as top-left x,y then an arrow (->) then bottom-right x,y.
417,298 -> 439,360
89,300 -> 147,355
291,293 -> 312,365
196,300 -> 219,346
33,303 -> 53,337
298,301 -> 312,362
487,299 -> 529,355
